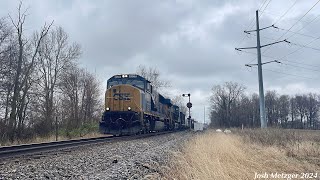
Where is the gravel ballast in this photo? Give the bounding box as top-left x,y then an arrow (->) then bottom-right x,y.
0,131 -> 192,180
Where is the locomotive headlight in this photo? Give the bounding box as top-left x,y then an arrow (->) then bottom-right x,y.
106,107 -> 110,111
128,107 -> 132,111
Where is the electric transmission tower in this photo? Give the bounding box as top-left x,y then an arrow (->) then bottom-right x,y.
235,10 -> 287,128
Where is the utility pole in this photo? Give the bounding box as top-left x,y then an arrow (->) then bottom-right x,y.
204,106 -> 205,125
235,10 -> 288,128
255,10 -> 267,128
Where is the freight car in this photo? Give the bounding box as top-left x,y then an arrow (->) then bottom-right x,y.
99,74 -> 188,135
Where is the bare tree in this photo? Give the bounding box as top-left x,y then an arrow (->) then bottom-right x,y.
237,95 -> 252,127
59,64 -> 81,131
306,93 -> 318,129
136,65 -> 170,91
79,71 -> 101,124
265,90 -> 279,126
295,95 -> 308,128
35,26 -> 80,134
7,2 -> 52,140
278,95 -> 290,127
209,82 -> 245,128
59,65 -> 101,135
210,84 -> 227,127
0,18 -> 12,54
0,18 -> 14,141
289,97 -> 297,127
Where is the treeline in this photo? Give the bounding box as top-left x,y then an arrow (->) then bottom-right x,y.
0,3 -> 101,143
209,82 -> 320,129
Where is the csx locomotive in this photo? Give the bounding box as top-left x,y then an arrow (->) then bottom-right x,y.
99,74 -> 188,135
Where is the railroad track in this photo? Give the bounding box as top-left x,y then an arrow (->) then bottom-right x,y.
0,131 -> 174,159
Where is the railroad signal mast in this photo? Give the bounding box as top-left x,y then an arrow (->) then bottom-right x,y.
182,93 -> 192,129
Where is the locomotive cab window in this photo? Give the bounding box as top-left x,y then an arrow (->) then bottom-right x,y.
129,80 -> 144,90
108,81 -> 119,88
107,78 -> 145,90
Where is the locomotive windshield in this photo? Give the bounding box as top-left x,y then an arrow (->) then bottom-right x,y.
107,75 -> 146,90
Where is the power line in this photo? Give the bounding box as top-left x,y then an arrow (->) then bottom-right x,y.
239,49 -> 320,69
264,68 -> 316,79
286,40 -> 320,52
251,66 -> 316,79
273,26 -> 318,39
245,1 -> 319,64
280,62 -> 320,73
272,13 -> 320,41
280,59 -> 320,68
235,0 -> 272,47
276,0 -> 320,40
285,13 -> 320,40
242,34 -> 320,67
241,30 -> 319,66
279,36 -> 320,60
260,0 -> 272,15
263,10 -> 311,24
246,32 -> 320,53
262,0 -> 320,54
272,0 -> 298,25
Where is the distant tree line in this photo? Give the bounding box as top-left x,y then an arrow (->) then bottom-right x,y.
209,81 -> 320,129
0,3 -> 101,143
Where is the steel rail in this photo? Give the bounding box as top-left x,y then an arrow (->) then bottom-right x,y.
0,131 -> 174,159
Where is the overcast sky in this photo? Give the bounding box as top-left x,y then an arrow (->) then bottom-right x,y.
2,0 -> 320,122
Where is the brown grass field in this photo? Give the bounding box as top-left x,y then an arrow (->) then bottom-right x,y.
166,129 -> 320,180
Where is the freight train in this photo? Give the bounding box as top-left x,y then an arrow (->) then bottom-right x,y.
99,74 -> 188,135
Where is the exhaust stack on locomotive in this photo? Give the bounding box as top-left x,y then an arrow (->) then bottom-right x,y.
99,74 -> 188,135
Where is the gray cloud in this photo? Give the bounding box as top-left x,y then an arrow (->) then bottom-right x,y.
2,0 -> 320,121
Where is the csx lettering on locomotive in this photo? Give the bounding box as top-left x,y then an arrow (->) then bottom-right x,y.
113,93 -> 130,100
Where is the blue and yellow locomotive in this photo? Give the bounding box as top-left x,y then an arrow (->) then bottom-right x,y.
99,74 -> 187,135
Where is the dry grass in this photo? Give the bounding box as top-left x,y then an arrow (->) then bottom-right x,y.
235,129 -> 320,164
166,129 -> 320,180
0,132 -> 107,147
